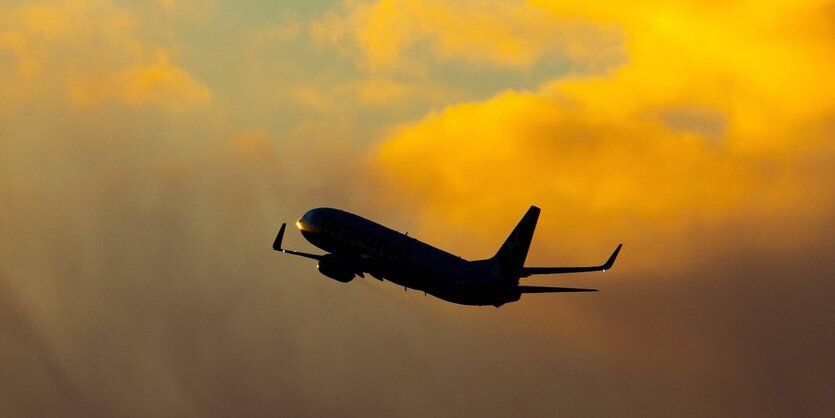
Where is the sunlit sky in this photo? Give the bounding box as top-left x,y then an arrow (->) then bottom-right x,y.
1,1 -> 833,416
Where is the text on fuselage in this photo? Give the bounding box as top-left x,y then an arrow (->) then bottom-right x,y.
320,215 -> 412,262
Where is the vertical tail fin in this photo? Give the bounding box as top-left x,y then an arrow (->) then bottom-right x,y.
492,206 -> 540,283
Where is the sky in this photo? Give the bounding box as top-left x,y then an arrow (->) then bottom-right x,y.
1,0 -> 834,416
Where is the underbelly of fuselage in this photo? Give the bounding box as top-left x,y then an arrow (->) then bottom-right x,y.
382,272 -> 520,307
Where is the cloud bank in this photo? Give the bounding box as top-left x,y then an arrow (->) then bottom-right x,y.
1,0 -> 833,417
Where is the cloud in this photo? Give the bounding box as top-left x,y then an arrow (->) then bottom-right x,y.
539,1 -> 835,152
0,0 -> 210,114
2,1 -> 834,416
0,126 -> 294,416
365,3 -> 835,413
250,21 -> 302,45
289,77 -> 451,111
68,51 -> 211,110
311,0 -> 624,73
369,0 -> 835,270
348,77 -> 413,105
154,0 -> 216,22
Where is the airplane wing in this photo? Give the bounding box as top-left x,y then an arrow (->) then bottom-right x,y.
272,223 -> 325,261
519,244 -> 622,277
517,285 -> 597,293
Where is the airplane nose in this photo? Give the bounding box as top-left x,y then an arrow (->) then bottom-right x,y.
296,209 -> 321,232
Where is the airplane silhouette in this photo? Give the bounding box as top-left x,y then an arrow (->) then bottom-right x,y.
273,206 -> 621,307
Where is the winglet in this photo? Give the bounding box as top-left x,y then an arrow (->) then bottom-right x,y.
601,243 -> 622,271
272,223 -> 286,251
272,223 -> 325,260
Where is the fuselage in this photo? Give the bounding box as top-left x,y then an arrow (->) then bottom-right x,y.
296,208 -> 521,306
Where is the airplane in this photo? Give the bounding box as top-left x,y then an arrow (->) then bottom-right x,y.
272,206 -> 621,307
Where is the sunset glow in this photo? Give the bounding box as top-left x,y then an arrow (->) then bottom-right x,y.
1,1 -> 833,416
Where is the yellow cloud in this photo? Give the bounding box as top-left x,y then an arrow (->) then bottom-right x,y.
312,0 -> 624,73
0,0 -> 210,114
369,0 -> 835,271
68,51 -> 211,111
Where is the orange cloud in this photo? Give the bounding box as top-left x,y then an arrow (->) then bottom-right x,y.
369,0 -> 835,271
540,1 -> 835,154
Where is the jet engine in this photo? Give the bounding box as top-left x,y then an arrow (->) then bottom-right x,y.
317,255 -> 356,283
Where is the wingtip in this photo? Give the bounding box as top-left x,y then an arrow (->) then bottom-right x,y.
602,243 -> 622,270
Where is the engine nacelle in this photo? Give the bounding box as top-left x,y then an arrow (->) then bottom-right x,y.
317,255 -> 356,283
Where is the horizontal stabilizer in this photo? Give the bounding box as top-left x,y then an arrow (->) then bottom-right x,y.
520,243 -> 622,277
518,285 -> 597,293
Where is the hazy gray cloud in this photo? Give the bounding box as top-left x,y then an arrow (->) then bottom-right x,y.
3,120 -> 833,416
